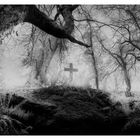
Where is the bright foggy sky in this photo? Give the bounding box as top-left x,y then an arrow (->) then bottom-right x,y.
1,6 -> 140,93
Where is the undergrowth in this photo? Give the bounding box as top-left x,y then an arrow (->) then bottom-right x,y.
0,86 -> 138,135
30,86 -> 128,134
0,93 -> 32,134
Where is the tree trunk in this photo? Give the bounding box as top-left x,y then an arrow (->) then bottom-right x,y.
39,37 -> 59,85
89,23 -> 99,90
123,67 -> 132,97
114,74 -> 119,93
91,51 -> 99,90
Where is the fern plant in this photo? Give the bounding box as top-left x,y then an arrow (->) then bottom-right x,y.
0,93 -> 32,134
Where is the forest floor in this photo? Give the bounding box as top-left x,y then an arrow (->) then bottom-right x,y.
0,86 -> 140,135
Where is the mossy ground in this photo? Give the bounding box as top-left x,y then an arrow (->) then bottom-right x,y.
0,86 -> 139,135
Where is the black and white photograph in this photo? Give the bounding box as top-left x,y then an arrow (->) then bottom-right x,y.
0,4 -> 140,135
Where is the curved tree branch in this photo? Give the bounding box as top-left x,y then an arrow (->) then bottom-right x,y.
0,5 -> 90,48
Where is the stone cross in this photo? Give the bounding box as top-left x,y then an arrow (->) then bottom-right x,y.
64,63 -> 78,81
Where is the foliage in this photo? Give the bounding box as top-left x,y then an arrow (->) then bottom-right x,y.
1,86 -> 140,134
31,86 -> 127,134
0,93 -> 32,134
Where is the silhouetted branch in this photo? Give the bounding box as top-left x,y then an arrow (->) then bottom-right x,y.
0,5 -> 90,48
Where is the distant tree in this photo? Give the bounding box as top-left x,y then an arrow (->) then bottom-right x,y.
98,5 -> 140,96
84,19 -> 99,89
97,35 -> 136,97
74,5 -> 140,96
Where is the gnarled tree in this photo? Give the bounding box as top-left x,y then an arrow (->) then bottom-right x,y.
0,5 -> 90,48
